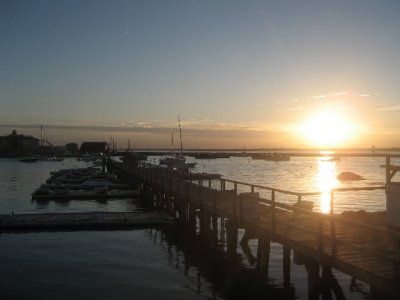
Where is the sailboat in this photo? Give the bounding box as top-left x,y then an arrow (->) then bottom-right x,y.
159,116 -> 196,173
38,125 -> 64,161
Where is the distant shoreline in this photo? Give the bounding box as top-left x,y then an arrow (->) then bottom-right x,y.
123,150 -> 400,158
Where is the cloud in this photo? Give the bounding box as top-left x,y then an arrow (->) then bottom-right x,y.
377,105 -> 400,112
0,120 -> 277,135
310,94 -> 326,99
309,91 -> 348,100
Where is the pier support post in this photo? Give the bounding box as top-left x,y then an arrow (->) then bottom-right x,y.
199,210 -> 210,239
369,286 -> 393,300
143,184 -> 154,210
283,246 -> 291,288
178,200 -> 188,225
220,218 -> 225,242
320,265 -> 345,300
305,260 -> 320,300
188,204 -> 197,235
211,215 -> 219,242
256,234 -> 271,281
226,220 -> 238,256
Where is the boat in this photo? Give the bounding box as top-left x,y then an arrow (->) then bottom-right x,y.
37,155 -> 64,162
19,157 -> 38,163
48,156 -> 64,162
159,154 -> 196,173
122,152 -> 148,164
193,152 -> 231,159
251,152 -> 290,161
159,116 -> 196,174
31,166 -> 139,201
326,156 -> 340,162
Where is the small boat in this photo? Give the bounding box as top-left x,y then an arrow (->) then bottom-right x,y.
19,157 -> 38,163
48,156 -> 64,162
159,155 -> 196,173
122,152 -> 148,164
37,155 -> 64,162
325,156 -> 340,162
193,153 -> 231,159
251,153 -> 290,161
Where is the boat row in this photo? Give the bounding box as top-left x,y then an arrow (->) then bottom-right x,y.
19,156 -> 64,163
32,167 -> 138,201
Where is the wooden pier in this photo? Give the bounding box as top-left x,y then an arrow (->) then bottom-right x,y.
0,211 -> 174,231
108,159 -> 400,299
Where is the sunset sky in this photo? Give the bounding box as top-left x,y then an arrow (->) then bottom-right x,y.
1,0 -> 400,149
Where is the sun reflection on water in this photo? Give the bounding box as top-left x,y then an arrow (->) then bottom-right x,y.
318,158 -> 338,213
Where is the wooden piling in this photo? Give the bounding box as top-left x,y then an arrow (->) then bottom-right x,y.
305,261 -> 320,300
226,220 -> 238,256
256,234 -> 271,281
283,246 -> 291,288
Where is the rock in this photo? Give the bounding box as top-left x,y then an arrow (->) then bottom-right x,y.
337,171 -> 364,181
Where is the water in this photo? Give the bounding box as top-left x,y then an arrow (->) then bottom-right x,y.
1,155 -> 396,299
0,158 -> 139,214
1,230 -> 207,300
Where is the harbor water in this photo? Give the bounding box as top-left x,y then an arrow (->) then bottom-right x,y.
1,154 -> 398,299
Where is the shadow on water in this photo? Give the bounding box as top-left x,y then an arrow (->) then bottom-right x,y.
149,225 -> 296,300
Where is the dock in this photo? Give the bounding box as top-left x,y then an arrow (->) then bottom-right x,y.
0,211 -> 174,231
31,166 -> 139,201
107,158 -> 400,299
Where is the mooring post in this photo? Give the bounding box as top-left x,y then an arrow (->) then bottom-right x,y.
256,233 -> 271,281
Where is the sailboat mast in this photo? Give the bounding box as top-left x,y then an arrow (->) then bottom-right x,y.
40,124 -> 43,146
178,116 -> 183,156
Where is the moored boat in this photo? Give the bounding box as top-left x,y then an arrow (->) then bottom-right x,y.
19,157 -> 38,163
159,116 -> 197,174
251,153 -> 290,161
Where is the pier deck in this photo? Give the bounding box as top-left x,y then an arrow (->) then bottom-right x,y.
0,211 -> 174,231
109,159 -> 400,298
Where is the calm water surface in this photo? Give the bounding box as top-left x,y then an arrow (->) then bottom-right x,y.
1,155 -> 397,299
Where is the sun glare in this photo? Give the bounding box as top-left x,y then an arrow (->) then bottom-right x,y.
318,159 -> 338,213
300,111 -> 352,147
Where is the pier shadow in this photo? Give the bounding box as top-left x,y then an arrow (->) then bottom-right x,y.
147,225 -> 296,300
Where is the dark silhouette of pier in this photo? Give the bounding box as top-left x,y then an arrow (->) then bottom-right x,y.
107,158 -> 400,300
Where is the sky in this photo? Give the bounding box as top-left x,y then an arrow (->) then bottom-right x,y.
1,0 -> 400,149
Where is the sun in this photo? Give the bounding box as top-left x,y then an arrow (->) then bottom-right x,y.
300,111 -> 353,147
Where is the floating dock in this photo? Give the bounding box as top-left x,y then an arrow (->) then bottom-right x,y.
31,166 -> 138,201
0,211 -> 174,231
